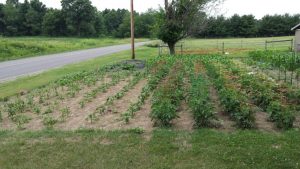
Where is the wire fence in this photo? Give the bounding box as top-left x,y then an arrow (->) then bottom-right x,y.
158,38 -> 295,56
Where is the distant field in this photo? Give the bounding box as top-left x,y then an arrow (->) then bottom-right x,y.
0,37 -> 148,61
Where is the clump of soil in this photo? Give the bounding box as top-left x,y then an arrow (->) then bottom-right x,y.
121,60 -> 146,69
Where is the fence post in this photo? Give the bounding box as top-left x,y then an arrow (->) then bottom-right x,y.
265,41 -> 268,51
222,42 -> 225,54
181,43 -> 183,55
291,39 -> 294,52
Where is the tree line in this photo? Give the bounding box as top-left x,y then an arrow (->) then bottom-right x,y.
197,14 -> 300,38
0,0 -> 299,38
0,0 -> 156,38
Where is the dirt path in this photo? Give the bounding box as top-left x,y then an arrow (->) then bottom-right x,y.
126,98 -> 154,132
0,113 -> 17,130
209,84 -> 235,132
255,111 -> 277,132
173,101 -> 194,131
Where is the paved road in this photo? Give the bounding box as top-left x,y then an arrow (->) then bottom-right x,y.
0,42 -> 149,82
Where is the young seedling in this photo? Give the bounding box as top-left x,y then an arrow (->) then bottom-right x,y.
60,107 -> 71,122
86,113 -> 98,124
33,105 -> 41,114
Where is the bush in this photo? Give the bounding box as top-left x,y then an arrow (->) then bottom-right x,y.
267,101 -> 295,129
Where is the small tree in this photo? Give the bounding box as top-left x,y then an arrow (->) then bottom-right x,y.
158,0 -> 221,55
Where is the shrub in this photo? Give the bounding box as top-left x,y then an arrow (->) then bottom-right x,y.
188,74 -> 215,128
267,101 -> 295,129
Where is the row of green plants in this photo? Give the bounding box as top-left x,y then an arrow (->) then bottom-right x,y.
204,57 -> 256,129
186,61 -> 216,128
225,60 -> 296,129
150,62 -> 185,127
86,71 -> 144,123
121,58 -> 173,123
249,50 -> 300,85
79,71 -> 132,108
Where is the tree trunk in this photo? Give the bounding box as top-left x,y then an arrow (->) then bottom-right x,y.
165,0 -> 168,11
168,43 -> 176,55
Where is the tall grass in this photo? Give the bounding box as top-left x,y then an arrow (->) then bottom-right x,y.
0,37 -> 147,61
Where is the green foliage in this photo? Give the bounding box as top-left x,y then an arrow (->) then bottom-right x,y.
150,63 -> 184,126
42,115 -> 58,128
187,73 -> 215,128
225,58 -> 296,129
7,99 -> 26,118
0,0 -> 158,38
249,51 -> 300,73
33,105 -> 41,114
157,0 -> 211,54
61,0 -> 96,36
42,9 -> 66,36
204,59 -> 256,129
197,14 -> 300,38
219,88 -> 255,129
267,102 -> 295,129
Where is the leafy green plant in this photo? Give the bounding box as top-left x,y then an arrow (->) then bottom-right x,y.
43,116 -> 58,129
33,105 -> 41,114
7,99 -> 26,118
267,101 -> 295,129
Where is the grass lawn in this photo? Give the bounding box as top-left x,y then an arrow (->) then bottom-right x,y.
0,129 -> 299,169
0,46 -> 157,99
0,37 -> 148,62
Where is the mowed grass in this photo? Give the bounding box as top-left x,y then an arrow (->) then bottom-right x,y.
0,37 -> 148,61
0,46 -> 157,99
0,129 -> 299,169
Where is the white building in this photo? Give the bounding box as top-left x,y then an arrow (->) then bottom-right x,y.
291,23 -> 300,52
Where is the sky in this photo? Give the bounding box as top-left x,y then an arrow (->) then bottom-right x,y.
0,0 -> 299,19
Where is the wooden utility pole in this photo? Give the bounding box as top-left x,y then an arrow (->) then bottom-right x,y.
130,0 -> 135,60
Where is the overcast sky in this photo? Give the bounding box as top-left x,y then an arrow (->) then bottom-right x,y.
1,0 -> 299,19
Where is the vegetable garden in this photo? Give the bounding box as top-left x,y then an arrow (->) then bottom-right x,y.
0,54 -> 299,132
